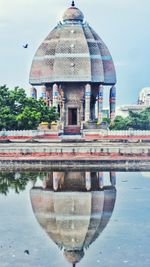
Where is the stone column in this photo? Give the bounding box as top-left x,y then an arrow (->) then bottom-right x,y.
85,84 -> 91,122
80,99 -> 84,133
110,172 -> 116,187
40,86 -> 47,101
109,86 -> 116,123
80,100 -> 84,121
59,98 -> 65,133
95,97 -> 98,119
98,172 -> 104,189
53,172 -> 59,191
46,90 -> 51,106
60,99 -> 65,122
30,87 -> 37,99
59,86 -> 65,124
85,172 -> 91,191
98,85 -> 103,124
53,83 -> 59,112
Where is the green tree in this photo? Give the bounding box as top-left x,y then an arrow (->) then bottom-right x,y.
110,116 -> 129,130
138,108 -> 150,129
0,85 -> 59,130
111,107 -> 150,130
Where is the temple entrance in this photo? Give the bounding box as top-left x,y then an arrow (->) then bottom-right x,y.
68,108 -> 77,125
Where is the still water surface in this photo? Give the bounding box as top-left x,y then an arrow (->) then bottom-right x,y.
0,170 -> 150,267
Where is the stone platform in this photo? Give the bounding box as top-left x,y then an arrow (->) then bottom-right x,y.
0,140 -> 149,170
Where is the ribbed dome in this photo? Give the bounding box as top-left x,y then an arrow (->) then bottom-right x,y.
29,4 -> 116,85
30,189 -> 116,251
62,6 -> 84,22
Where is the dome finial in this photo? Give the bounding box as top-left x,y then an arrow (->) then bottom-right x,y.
71,1 -> 75,7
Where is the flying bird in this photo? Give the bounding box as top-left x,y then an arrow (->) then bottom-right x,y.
23,44 -> 28,48
24,250 -> 30,255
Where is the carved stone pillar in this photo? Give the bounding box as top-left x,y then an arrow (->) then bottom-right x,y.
53,172 -> 59,191
85,172 -> 91,191
109,86 -> 116,123
98,172 -> 104,189
40,86 -> 47,101
53,83 -> 59,111
95,96 -> 98,119
110,172 -> 116,187
85,84 -> 91,122
46,90 -> 51,106
60,99 -> 65,132
80,99 -> 84,122
60,99 -> 64,121
98,85 -> 103,124
30,87 -> 37,99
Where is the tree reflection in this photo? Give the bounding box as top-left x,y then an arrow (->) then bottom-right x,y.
0,172 -> 45,195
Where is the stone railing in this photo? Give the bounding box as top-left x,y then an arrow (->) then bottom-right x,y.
0,129 -> 150,138
0,130 -> 55,137
107,130 -> 150,136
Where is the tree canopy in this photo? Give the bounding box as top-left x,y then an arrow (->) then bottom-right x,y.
111,107 -> 150,130
0,85 -> 59,130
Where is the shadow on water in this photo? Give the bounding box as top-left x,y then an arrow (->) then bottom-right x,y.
30,171 -> 116,266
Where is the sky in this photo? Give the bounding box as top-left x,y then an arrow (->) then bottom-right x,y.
0,0 -> 150,105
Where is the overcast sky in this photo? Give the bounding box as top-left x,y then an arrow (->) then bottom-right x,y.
0,0 -> 150,105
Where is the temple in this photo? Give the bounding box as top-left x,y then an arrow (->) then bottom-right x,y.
29,1 -> 116,134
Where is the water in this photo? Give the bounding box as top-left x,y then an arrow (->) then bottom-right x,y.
0,170 -> 150,267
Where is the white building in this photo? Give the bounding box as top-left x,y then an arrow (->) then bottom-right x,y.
116,87 -> 150,118
116,104 -> 145,118
138,87 -> 150,106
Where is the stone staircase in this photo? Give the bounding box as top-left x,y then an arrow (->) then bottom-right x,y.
64,126 -> 81,135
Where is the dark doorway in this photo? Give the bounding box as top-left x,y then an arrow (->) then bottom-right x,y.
58,104 -> 60,116
68,108 -> 77,125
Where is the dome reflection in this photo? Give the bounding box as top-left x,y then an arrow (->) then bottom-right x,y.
30,171 -> 116,266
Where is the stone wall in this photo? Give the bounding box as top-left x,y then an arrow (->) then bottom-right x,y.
0,142 -> 149,157
0,159 -> 150,171
0,141 -> 149,170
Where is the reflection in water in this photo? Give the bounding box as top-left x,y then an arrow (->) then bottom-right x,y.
30,171 -> 116,266
0,172 -> 38,195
